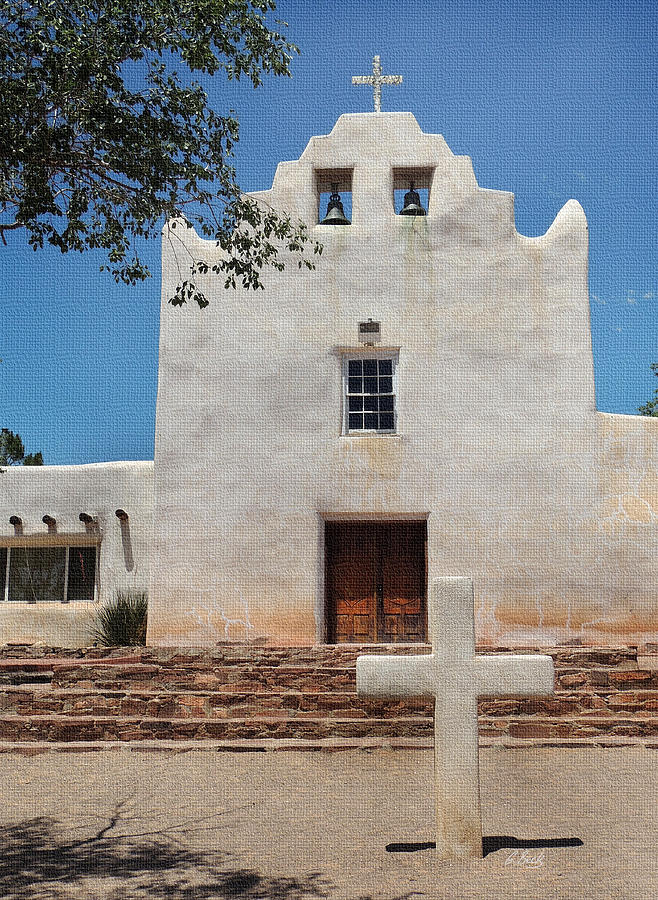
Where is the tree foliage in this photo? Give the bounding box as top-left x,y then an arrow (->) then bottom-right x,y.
0,0 -> 321,307
638,363 -> 658,417
0,428 -> 43,466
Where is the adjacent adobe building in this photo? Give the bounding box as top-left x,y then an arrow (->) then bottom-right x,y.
2,112 -> 657,648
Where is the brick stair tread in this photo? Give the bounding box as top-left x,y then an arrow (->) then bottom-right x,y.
1,646 -> 640,668
0,714 -> 433,725
0,657 -> 139,671
0,692 -> 428,721
98,658 -> 643,671
51,673 -> 361,693
479,714 -> 658,724
45,690 -> 658,713
0,715 -> 435,742
59,661 -> 647,671
60,662 -> 359,672
4,686 -> 658,707
0,737 -> 439,753
53,664 -> 359,679
1,714 -> 657,728
1,735 -> 656,755
52,666 -> 657,694
0,686 -> 404,701
1,714 -> 657,743
10,684 -> 658,696
0,714 -> 431,741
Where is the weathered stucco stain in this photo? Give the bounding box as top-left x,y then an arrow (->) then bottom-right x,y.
344,437 -> 403,482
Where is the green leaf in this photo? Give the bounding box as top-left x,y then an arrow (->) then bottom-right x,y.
638,363 -> 658,416
0,0 -> 321,306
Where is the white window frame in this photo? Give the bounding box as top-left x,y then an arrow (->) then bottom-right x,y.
0,542 -> 99,604
342,352 -> 399,435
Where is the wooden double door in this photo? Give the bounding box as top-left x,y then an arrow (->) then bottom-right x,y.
325,521 -> 427,643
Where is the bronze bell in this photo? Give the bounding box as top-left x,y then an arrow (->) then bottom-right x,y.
399,182 -> 426,216
319,184 -> 351,225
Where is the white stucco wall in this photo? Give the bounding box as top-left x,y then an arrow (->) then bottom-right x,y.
0,461 -> 153,646
149,112 -> 658,647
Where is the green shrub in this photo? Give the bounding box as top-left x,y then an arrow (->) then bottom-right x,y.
91,591 -> 148,646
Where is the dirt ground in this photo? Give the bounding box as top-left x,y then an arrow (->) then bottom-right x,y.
0,746 -> 655,899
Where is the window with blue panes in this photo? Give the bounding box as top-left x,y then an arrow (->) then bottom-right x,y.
344,356 -> 397,433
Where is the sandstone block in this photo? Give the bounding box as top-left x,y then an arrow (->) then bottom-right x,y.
560,673 -> 587,687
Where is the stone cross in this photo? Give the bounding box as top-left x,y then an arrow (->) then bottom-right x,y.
352,55 -> 402,112
357,576 -> 555,860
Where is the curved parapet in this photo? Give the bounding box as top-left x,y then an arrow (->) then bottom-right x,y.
543,198 -> 588,254
548,197 -> 588,231
519,198 -> 589,258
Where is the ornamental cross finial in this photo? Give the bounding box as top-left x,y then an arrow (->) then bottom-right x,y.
352,55 -> 402,112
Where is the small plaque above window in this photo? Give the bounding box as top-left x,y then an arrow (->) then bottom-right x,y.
358,320 -> 381,344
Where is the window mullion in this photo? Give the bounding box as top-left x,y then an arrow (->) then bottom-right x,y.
63,547 -> 70,604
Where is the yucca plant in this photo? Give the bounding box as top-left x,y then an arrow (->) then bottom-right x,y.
91,591 -> 148,647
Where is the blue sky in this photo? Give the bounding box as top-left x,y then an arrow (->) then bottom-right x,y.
1,0 -> 656,464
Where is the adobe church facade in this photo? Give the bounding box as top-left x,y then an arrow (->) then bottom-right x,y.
1,112 -> 657,648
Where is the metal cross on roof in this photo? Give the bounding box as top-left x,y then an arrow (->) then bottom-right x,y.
352,55 -> 402,112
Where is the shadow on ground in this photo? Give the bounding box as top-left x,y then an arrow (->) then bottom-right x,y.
0,806 -> 332,900
482,835 -> 584,858
386,835 -> 584,856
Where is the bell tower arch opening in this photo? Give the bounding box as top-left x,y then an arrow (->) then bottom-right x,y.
393,167 -> 433,216
316,168 -> 353,225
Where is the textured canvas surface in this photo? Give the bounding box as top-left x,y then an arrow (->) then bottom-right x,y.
1,1 -> 656,896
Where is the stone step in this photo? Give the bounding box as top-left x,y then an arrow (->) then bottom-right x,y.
148,670 -> 635,697
0,712 -> 656,743
138,646 -> 641,670
0,672 -> 53,686
2,686 -> 658,719
0,647 -> 653,749
0,646 -> 647,690
0,715 -> 434,742
480,716 -> 658,740
0,657 -> 146,687
557,668 -> 658,689
0,644 -> 640,669
0,656 -> 139,671
2,735 -> 657,755
0,687 -> 426,719
49,661 -> 658,693
50,664 -> 359,692
480,691 -> 658,715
